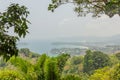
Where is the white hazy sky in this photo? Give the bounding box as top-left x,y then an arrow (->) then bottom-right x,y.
0,0 -> 120,40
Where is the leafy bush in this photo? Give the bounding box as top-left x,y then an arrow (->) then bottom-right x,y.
115,52 -> 120,60
0,69 -> 26,80
9,56 -> 37,80
71,56 -> 83,65
84,50 -> 111,74
61,74 -> 81,80
44,58 -> 60,80
89,67 -> 111,80
111,63 -> 120,80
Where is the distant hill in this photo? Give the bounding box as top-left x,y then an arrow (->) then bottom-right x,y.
56,34 -> 120,44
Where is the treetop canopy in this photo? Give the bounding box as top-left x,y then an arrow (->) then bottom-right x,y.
48,0 -> 120,17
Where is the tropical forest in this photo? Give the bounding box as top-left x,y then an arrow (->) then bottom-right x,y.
0,0 -> 120,80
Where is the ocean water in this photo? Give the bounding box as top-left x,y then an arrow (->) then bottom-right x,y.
18,40 -> 53,54
17,40 -> 87,55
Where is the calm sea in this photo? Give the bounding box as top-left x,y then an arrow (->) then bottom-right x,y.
17,40 -> 87,55
18,40 -> 53,54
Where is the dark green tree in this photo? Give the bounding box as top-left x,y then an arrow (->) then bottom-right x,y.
61,74 -> 81,80
48,0 -> 120,17
44,58 -> 60,80
56,54 -> 70,74
35,54 -> 47,80
111,63 -> 120,80
9,56 -> 37,80
0,69 -> 26,80
83,50 -> 110,74
115,52 -> 120,60
92,51 -> 111,69
0,3 -> 29,60
19,48 -> 30,57
71,56 -> 83,65
83,50 -> 94,74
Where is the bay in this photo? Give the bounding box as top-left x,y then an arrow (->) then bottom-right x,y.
17,40 -> 87,55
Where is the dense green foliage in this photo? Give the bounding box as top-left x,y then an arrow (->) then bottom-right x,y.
71,56 -> 83,65
44,58 -> 60,80
111,64 -> 120,80
9,57 -> 37,80
83,50 -> 110,74
19,48 -> 30,57
0,49 -> 120,80
1,1 -> 120,80
19,48 -> 40,58
49,0 -> 120,17
61,74 -> 81,80
35,54 -> 47,80
0,69 -> 26,80
56,54 -> 70,74
89,67 -> 111,80
0,4 -> 29,60
115,52 -> 120,60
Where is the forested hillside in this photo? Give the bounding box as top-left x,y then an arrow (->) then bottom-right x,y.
0,48 -> 120,80
0,0 -> 120,80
